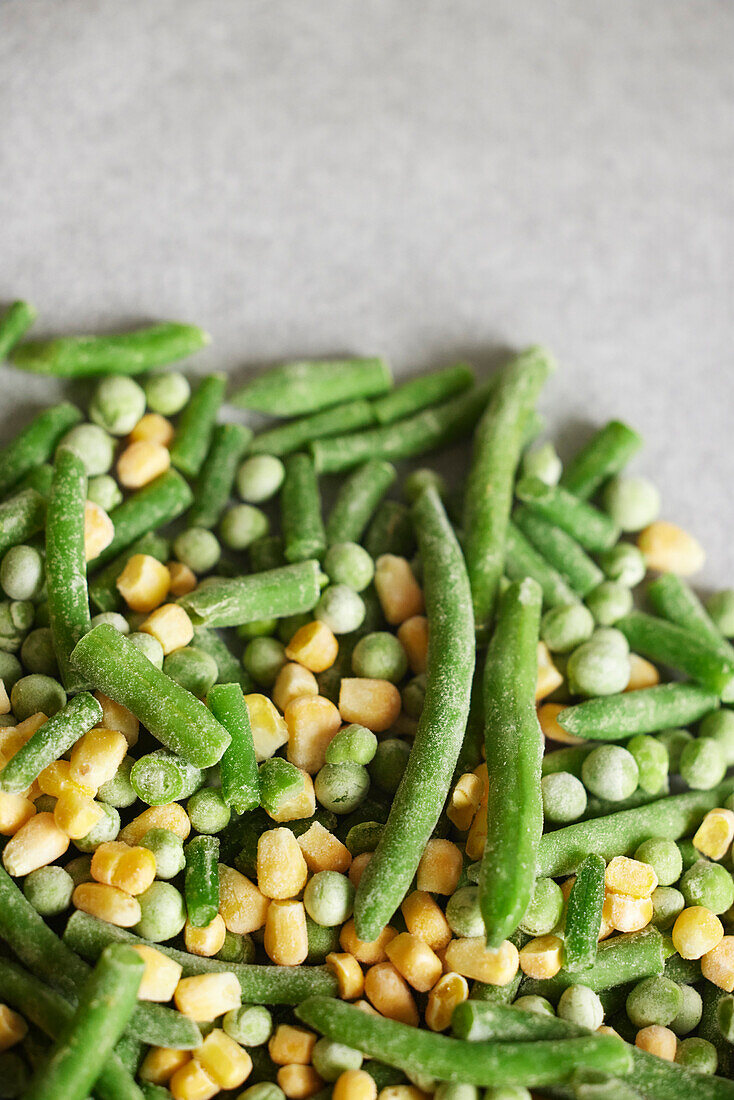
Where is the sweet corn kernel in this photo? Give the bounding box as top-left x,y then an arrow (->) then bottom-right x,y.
267,770 -> 316,823
264,899 -> 308,966
385,932 -> 442,992
425,972 -> 469,1032
396,616 -> 429,675
701,935 -> 734,991
285,621 -> 339,674
95,692 -> 140,747
334,1069 -> 377,1100
354,998 -> 381,1017
285,695 -> 342,773
132,943 -> 183,1002
139,1046 -> 191,1086
416,839 -> 462,894
638,521 -> 705,576
326,952 -> 365,1000
84,501 -> 115,562
374,556 -> 424,625
447,772 -> 483,832
538,702 -> 586,745
174,972 -> 241,1022
273,663 -> 320,713
604,892 -> 653,933
0,793 -> 36,836
92,840 -> 157,894
130,412 -> 175,447
340,919 -> 397,965
364,962 -> 419,1026
401,890 -> 452,951
444,938 -> 519,986
8,712 -> 46,742
378,1087 -> 431,1100
536,641 -> 564,702
269,1024 -> 317,1065
184,914 -> 227,957
694,808 -> 734,861
167,561 -> 198,598
605,855 -> 658,898
348,852 -> 372,887
0,1006 -> 26,1052
519,935 -> 564,979
0,682 -> 8,716
277,1064 -> 323,1099
120,801 -> 190,845
116,554 -> 172,613
597,1025 -> 621,1039
245,694 -> 290,761
218,864 -> 269,934
298,821 -> 352,874
635,1024 -> 677,1060
3,812 -> 69,876
38,760 -> 95,800
257,828 -> 308,898
338,678 -> 402,733
54,789 -> 104,839
625,653 -> 660,692
117,440 -> 171,489
672,906 -> 724,959
197,1028 -> 253,1089
70,727 -> 128,790
169,1058 -> 218,1100
73,882 -> 141,927
465,806 -> 487,861
140,603 -> 194,655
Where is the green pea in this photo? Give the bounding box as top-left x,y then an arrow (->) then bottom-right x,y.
651,886 -> 684,930
187,787 -> 231,834
89,375 -> 146,435
223,1005 -> 273,1046
680,860 -> 734,914
581,745 -> 638,802
512,995 -> 555,1017
0,653 -> 22,692
139,828 -> 187,879
521,442 -> 562,486
10,674 -> 66,721
304,871 -> 355,927
325,724 -> 378,766
217,930 -> 255,964
174,527 -> 221,574
163,646 -> 218,697
402,674 -> 426,718
315,762 -> 370,814
557,985 -> 604,1030
541,772 -> 587,823
236,455 -> 285,503
656,727 -> 693,771
633,838 -> 682,886
59,423 -> 115,476
20,628 -> 58,677
675,1036 -> 718,1074
311,1037 -> 363,1082
706,589 -> 734,638
219,504 -> 269,550
369,739 -> 411,794
87,474 -> 123,511
306,915 -> 341,962
627,735 -> 669,795
315,585 -> 366,635
446,886 -> 484,938
680,737 -> 726,790
0,599 -> 34,653
0,545 -> 44,601
566,638 -> 630,696
518,877 -> 564,936
541,604 -> 595,654
352,632 -> 408,683
597,543 -> 647,587
128,631 -> 165,668
23,865 -> 74,916
585,581 -> 633,626
236,618 -> 278,640
277,612 -> 313,646
243,637 -> 287,687
65,855 -> 93,886
670,983 -> 703,1036
90,612 -> 130,634
135,881 -> 186,941
238,1085 -> 286,1100
144,371 -> 191,415
602,474 -> 661,533
626,976 -> 682,1028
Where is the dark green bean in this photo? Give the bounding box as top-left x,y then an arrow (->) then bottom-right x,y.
514,507 -> 604,597
208,682 -> 260,814
281,453 -> 326,562
557,683 -> 719,740
231,358 -> 392,417
0,403 -> 81,498
616,610 -> 734,698
250,400 -> 377,456
0,488 -> 46,556
10,321 -> 208,377
187,422 -> 253,529
93,470 -> 192,569
561,421 -> 643,500
505,522 -> 579,609
169,373 -> 227,478
0,692 -> 102,793
371,362 -> 474,425
325,459 -> 396,546
563,854 -> 606,971
180,561 -> 323,628
516,477 -> 620,552
364,500 -> 415,559
185,835 -> 220,928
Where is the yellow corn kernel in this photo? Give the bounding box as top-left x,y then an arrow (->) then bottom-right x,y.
0,793 -> 36,836
95,692 -> 140,747
197,1028 -> 253,1089
285,695 -> 341,774
465,807 -> 487,861
132,943 -> 183,1001
536,641 -> 564,702
401,890 -> 452,951
84,501 -> 115,562
672,906 -> 724,959
285,621 -> 339,674
598,903 -> 615,942
130,413 -> 175,447
267,770 -> 316,824
264,899 -> 308,966
272,663 -> 320,713
116,554 -> 172,613
334,1069 -> 377,1100
364,962 -> 419,1026
257,828 -> 308,899
55,789 -> 104,839
604,892 -> 653,933
140,1046 -> 191,1086
340,919 -> 397,965
425,971 -> 469,1032
625,654 -> 660,692
396,616 -> 429,675
374,555 -> 424,625
637,521 -> 705,576
70,727 -> 127,790
416,839 -> 462,894
338,678 -> 402,733
597,1025 -> 621,1039
701,935 -> 734,991
0,682 -> 8,716
447,772 -> 483,832
605,855 -> 658,898
245,694 -> 289,761
354,998 -> 381,1017
218,864 -> 269,934
119,802 -> 190,845
140,603 -> 194,655
0,1005 -> 26,1052
519,935 -> 564,979
326,952 -> 365,1000
92,840 -> 157,895
378,1089 -> 431,1100
385,932 -> 442,993
184,914 -> 227,957
298,821 -> 351,874
117,440 -> 171,489
349,852 -> 372,887
269,1024 -> 317,1065
538,702 -> 585,746
169,1058 -> 218,1100
694,808 -> 734,861
174,973 -> 241,1022
635,1024 -> 677,1061
167,561 -> 198,598
277,1064 -> 323,1099
8,712 -> 47,741
38,760 -> 95,799
444,938 -> 519,986
2,812 -> 69,875
73,881 -> 141,926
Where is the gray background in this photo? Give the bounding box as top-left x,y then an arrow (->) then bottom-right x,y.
1,0 -> 733,584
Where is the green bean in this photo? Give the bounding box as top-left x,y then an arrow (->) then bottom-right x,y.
478,578 -> 543,947
717,993 -> 734,1042
463,347 -> 555,631
0,403 -> 81,498
454,655 -> 486,774
364,500 -> 415,559
187,422 -> 252,529
354,487 -> 475,941
0,488 -> 46,556
46,448 -> 92,692
648,573 -> 734,663
250,399 -> 377,456
0,692 -> 101,793
310,379 -> 496,474
563,854 -> 605,972
10,321 -> 208,377
700,984 -> 732,1078
93,470 -> 192,569
191,627 -> 253,692
514,508 -> 603,597
325,460 -> 396,546
16,462 -> 54,497
0,300 -> 37,360
560,421 -> 643,500
295,996 -> 632,1088
615,610 -> 734,698
516,477 -> 620,552
208,682 -> 260,813
169,372 -> 226,478
181,561 -> 322,628
281,453 -> 326,562
70,624 -> 231,767
88,533 -> 170,613
249,534 -> 286,573
537,779 -> 734,877
557,683 -> 719,740
505,522 -> 578,609
184,835 -> 220,928
371,362 -> 474,425
524,927 -> 665,1000
231,358 -> 392,416
130,749 -> 203,805
63,910 -> 339,1003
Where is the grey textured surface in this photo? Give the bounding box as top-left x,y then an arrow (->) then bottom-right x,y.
1,0 -> 733,582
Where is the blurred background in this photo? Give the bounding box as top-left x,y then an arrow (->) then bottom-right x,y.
1,0 -> 732,580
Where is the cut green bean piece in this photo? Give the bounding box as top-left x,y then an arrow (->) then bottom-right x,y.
93,470 -> 193,569
557,683 -> 719,740
615,610 -> 734,698
516,477 -> 620,552
0,300 -> 37,361
564,854 -> 606,971
371,362 -> 474,425
505,522 -> 579,609
648,573 -> 734,664
71,624 -> 231,768
250,400 -> 377,456
281,453 -> 326,562
192,627 -> 253,692
208,682 -> 260,814
185,835 -> 220,928
10,321 -> 209,377
514,508 -> 604,597
187,422 -> 253,529
0,403 -> 81,498
326,460 -> 397,546
130,749 -> 203,806
364,500 -> 415,560
231,358 -> 392,417
0,692 -> 101,793
89,533 -> 171,613
523,927 -> 665,998
169,373 -> 226,478
16,462 -> 54,497
561,421 -> 643,500
181,561 -> 322,628
0,488 -> 46,556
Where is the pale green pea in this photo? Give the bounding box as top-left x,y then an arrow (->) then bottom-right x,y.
446,886 -> 484,938
236,455 -> 285,503
557,985 -> 604,1030
97,756 -> 137,808
315,585 -> 365,634
219,504 -> 269,550
0,545 -> 44,601
89,375 -> 146,435
174,527 -> 221,574
651,886 -> 685,929
585,581 -> 633,625
627,734 -> 668,795
135,881 -> 187,941
521,442 -> 562,486
90,612 -> 130,634
633,838 -> 682,886
87,474 -> 123,511
597,542 -> 647,587
518,877 -> 564,936
127,631 -> 165,668
223,1005 -> 273,1046
698,709 -> 734,767
144,371 -> 191,416
59,423 -> 115,476
323,542 -> 375,592
242,637 -> 287,687
540,604 -> 594,654
680,737 -> 726,790
706,589 -> 734,638
581,744 -> 638,802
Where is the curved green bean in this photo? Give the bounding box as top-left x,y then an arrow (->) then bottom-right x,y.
231,358 -> 392,416
648,573 -> 734,663
557,683 -> 719,740
169,373 -> 227,479
94,470 -> 192,569
560,420 -> 643,500
180,560 -> 322,628
10,321 -> 209,377
187,422 -> 252,529
516,476 -> 620,552
371,362 -> 474,425
250,399 -> 377,456
0,402 -> 80,498
325,459 -> 396,545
